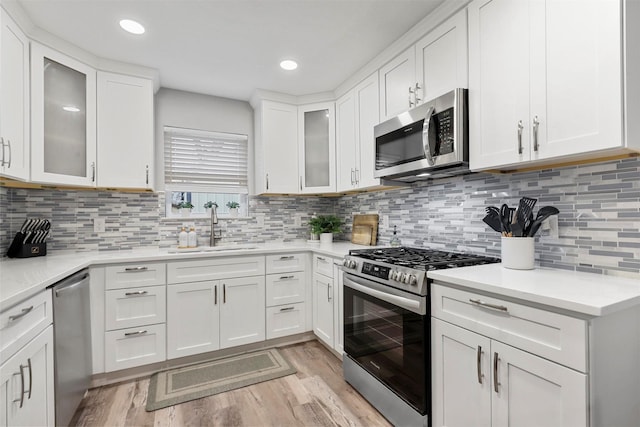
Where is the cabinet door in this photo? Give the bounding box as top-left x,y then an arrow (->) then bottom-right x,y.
332,265 -> 344,355
299,102 -> 336,194
432,319 -> 491,427
0,326 -> 54,427
415,9 -> 468,102
266,303 -> 306,340
468,0 -> 531,171
31,43 -> 97,187
379,47 -> 416,121
97,72 -> 154,189
492,341 -> 588,427
531,0 -> 622,160
104,323 -> 166,372
167,281 -> 219,359
257,101 -> 298,194
354,73 -> 380,189
219,276 -> 265,349
105,285 -> 166,331
266,272 -> 305,307
312,273 -> 334,347
0,9 -> 30,181
336,90 -> 357,192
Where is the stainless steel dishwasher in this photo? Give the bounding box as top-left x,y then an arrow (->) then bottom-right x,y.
51,269 -> 92,427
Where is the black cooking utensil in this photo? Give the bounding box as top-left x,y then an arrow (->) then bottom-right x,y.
517,197 -> 537,229
526,206 -> 560,237
483,210 -> 502,233
500,204 -> 511,236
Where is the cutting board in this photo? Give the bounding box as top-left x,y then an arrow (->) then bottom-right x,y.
352,214 -> 379,245
351,225 -> 373,245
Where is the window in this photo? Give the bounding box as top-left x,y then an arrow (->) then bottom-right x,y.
164,126 -> 248,217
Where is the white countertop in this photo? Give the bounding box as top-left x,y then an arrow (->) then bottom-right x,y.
0,241 -> 360,311
428,263 -> 640,317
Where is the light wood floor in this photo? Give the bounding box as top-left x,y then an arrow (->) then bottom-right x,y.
72,340 -> 392,427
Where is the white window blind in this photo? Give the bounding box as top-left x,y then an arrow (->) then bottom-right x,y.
164,126 -> 248,193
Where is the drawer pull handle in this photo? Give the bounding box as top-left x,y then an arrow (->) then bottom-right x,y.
280,307 -> 295,312
9,306 -> 34,322
124,330 -> 148,337
469,299 -> 508,313
124,266 -> 148,272
26,358 -> 32,399
279,256 -> 295,260
477,345 -> 484,385
279,275 -> 295,280
493,352 -> 500,393
125,291 -> 148,296
215,285 -> 218,305
12,367 -> 25,408
317,256 -> 326,261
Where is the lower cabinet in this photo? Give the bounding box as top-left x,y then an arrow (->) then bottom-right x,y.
167,276 -> 265,359
266,303 -> 306,339
104,323 -> 166,372
0,325 -> 54,427
312,272 -> 334,347
432,318 -> 587,427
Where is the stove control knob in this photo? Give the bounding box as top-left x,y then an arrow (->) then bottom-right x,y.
399,272 -> 407,283
342,259 -> 350,268
408,274 -> 418,285
389,270 -> 398,281
348,260 -> 357,269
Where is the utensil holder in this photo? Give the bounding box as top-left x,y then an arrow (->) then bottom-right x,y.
501,237 -> 534,270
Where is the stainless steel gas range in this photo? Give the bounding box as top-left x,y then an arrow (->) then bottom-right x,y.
340,247 -> 499,427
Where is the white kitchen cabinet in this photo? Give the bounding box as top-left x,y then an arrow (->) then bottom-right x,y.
266,303 -> 306,340
332,264 -> 344,356
432,318 -> 587,427
97,72 -> 154,190
105,263 -> 166,290
0,8 -> 30,181
313,254 -> 334,278
298,102 -> 336,194
30,42 -> 97,187
266,272 -> 305,307
415,9 -> 468,102
0,326 -> 54,427
253,100 -> 299,194
167,280 -> 219,359
379,47 -> 416,121
312,272 -> 334,348
104,323 -> 166,372
469,0 -> 636,171
219,276 -> 265,349
336,73 -> 381,192
105,285 -> 166,331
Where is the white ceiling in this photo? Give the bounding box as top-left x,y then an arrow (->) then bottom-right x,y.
16,0 -> 446,101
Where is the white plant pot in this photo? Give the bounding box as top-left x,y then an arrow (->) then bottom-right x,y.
180,208 -> 191,217
320,233 -> 333,244
205,207 -> 212,216
229,208 -> 239,218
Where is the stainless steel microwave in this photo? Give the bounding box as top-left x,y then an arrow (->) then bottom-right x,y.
374,88 -> 469,182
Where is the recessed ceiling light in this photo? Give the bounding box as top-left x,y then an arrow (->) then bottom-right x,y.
280,60 -> 298,71
119,19 -> 145,35
62,106 -> 80,112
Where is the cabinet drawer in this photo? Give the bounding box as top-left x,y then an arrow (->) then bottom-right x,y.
105,263 -> 166,290
266,303 -> 306,339
105,285 -> 166,331
167,256 -> 265,284
266,272 -> 305,307
313,254 -> 334,278
266,253 -> 305,274
0,290 -> 53,365
104,323 -> 166,372
432,284 -> 588,372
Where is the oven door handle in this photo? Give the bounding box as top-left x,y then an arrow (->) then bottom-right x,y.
344,276 -> 425,315
422,105 -> 436,166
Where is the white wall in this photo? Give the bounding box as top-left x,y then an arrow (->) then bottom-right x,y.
154,88 -> 254,191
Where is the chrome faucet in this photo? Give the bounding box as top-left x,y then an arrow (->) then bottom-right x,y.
210,205 -> 222,246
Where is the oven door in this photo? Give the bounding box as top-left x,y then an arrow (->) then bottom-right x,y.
343,273 -> 429,415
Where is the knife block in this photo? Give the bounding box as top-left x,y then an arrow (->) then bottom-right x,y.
6,232 -> 47,258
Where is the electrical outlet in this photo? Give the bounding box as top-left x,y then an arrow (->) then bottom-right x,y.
548,215 -> 559,239
93,218 -> 106,233
382,215 -> 389,228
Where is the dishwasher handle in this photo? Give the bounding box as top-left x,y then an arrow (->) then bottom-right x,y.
53,270 -> 89,297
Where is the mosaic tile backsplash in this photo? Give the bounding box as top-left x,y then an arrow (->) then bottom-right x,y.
1,157 -> 638,278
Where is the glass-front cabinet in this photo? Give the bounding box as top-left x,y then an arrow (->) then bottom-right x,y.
298,102 -> 335,194
31,42 -> 96,186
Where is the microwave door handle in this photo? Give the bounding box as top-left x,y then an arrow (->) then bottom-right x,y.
422,106 -> 436,166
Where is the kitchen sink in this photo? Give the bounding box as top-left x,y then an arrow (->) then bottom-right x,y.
167,245 -> 258,254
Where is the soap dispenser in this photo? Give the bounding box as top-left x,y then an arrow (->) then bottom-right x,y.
390,225 -> 401,247
178,227 -> 188,248
188,227 -> 197,248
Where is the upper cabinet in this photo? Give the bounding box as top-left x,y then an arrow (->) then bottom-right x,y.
254,100 -> 299,194
469,0 -> 639,171
299,102 -> 336,194
336,73 -> 381,192
97,72 -> 154,190
379,9 -> 468,121
0,8 -> 30,181
30,42 -> 97,187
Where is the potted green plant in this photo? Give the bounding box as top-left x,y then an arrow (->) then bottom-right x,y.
203,201 -> 218,215
310,215 -> 343,243
226,201 -> 240,218
178,201 -> 194,217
